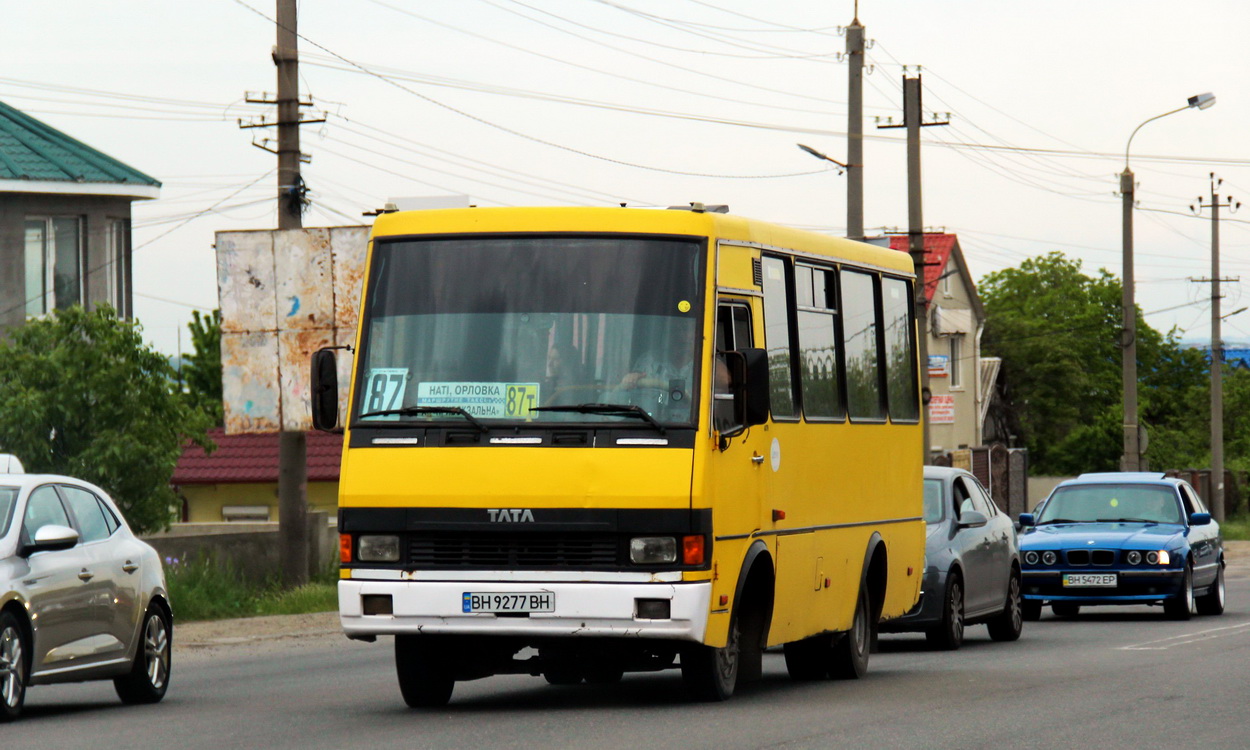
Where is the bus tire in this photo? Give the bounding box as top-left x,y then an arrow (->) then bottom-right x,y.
828,582 -> 871,680
681,610 -> 740,701
395,635 -> 455,708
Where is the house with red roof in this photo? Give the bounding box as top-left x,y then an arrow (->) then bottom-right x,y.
872,233 -> 999,456
171,428 -> 342,522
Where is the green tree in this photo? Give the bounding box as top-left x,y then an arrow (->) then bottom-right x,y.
181,309 -> 223,424
979,252 -> 1206,475
0,306 -> 212,533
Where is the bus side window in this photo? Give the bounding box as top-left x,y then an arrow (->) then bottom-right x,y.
761,257 -> 798,419
716,302 -> 752,428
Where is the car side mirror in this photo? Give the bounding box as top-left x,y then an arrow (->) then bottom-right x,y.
1189,512 -> 1212,527
22,524 -> 79,556
311,348 -> 340,432
1018,513 -> 1036,528
958,510 -> 988,529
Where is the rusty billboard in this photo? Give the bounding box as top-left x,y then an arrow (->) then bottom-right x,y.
216,226 -> 368,434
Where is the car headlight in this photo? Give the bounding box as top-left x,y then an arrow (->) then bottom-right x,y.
1146,550 -> 1170,565
630,536 -> 677,564
1126,550 -> 1142,565
1024,551 -> 1040,565
1042,551 -> 1057,565
357,534 -> 401,563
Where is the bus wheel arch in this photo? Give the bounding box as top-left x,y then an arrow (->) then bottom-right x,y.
860,532 -> 888,628
683,541 -> 774,701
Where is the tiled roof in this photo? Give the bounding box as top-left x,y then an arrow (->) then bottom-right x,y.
888,233 -> 957,303
172,428 -> 343,485
0,99 -> 160,187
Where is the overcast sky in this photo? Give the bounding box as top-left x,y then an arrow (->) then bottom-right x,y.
4,0 -> 1248,355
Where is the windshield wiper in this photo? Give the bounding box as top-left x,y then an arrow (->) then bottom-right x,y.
529,403 -> 666,435
1102,517 -> 1156,524
358,406 -> 488,433
1037,518 -> 1079,525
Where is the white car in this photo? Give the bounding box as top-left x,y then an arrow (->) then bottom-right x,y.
0,456 -> 172,721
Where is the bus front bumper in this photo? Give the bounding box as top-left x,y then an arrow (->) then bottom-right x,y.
339,578 -> 712,642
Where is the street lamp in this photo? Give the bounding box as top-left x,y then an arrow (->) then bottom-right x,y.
797,143 -> 849,174
1120,92 -> 1215,472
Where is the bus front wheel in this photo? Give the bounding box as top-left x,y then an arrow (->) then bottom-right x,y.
681,611 -> 740,701
395,635 -> 455,707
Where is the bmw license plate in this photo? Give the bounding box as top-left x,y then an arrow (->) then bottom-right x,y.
462,592 -> 555,614
1063,573 -> 1117,588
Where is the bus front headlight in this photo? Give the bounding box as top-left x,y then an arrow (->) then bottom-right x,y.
357,535 -> 401,563
630,536 -> 677,564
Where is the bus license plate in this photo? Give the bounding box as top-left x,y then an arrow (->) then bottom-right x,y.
1063,573 -> 1117,588
462,592 -> 555,614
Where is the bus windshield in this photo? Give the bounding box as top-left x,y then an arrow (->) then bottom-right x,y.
354,235 -> 706,428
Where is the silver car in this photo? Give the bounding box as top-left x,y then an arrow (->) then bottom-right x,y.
0,461 -> 172,721
880,466 -> 1023,649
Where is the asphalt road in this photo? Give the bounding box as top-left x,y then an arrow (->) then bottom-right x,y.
18,573 -> 1250,749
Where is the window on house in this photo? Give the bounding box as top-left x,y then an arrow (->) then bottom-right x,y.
942,265 -> 953,297
950,335 -> 963,389
24,216 -> 83,316
105,218 -> 131,315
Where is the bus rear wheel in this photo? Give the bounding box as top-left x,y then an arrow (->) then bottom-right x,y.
395,635 -> 455,707
681,611 -> 740,701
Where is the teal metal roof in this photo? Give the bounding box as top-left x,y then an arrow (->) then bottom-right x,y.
0,99 -> 160,188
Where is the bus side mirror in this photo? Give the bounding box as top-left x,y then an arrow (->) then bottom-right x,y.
311,348 -> 340,432
740,347 -> 769,428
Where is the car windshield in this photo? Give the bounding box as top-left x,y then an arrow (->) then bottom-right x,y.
0,487 -> 16,536
354,235 -> 706,428
1037,484 -> 1183,525
923,478 -> 944,524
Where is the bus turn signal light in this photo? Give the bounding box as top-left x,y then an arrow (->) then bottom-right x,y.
682,535 -> 705,565
340,533 -> 353,564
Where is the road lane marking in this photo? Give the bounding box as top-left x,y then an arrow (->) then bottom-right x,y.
1118,621 -> 1250,650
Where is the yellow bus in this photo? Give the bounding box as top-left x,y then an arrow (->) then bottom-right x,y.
313,205 -> 924,705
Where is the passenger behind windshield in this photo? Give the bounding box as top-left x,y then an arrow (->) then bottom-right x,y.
1037,485 -> 1183,525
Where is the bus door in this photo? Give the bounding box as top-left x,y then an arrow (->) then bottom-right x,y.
712,298 -> 770,541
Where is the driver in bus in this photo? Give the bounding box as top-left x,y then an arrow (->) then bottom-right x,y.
620,324 -> 697,399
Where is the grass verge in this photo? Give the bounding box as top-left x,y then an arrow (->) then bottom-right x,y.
1220,515 -> 1250,541
164,555 -> 338,622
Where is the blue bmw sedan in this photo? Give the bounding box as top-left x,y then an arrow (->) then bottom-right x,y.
1018,472 -> 1224,621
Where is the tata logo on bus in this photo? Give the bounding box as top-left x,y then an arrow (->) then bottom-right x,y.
488,508 -> 535,523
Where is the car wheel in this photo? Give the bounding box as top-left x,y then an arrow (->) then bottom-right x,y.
583,667 -> 624,685
925,574 -> 964,651
1051,602 -> 1080,618
987,570 -> 1024,642
1195,562 -> 1226,616
0,612 -> 27,722
114,604 -> 172,705
829,583 -> 871,679
783,633 -> 833,681
543,668 -> 583,685
682,610 -> 740,701
1164,562 -> 1195,621
395,635 -> 455,707
1021,600 -> 1043,622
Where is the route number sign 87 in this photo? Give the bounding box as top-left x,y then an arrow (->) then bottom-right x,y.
505,384 -> 538,419
365,369 -> 407,415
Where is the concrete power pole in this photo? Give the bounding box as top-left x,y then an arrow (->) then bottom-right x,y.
845,15 -> 865,242
1192,175 -> 1239,522
880,72 -> 947,465
238,0 -> 326,587
276,0 -> 308,587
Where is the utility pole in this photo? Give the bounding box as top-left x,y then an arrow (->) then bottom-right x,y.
844,10 -> 865,242
1191,175 -> 1240,522
238,0 -> 325,588
879,71 -> 948,464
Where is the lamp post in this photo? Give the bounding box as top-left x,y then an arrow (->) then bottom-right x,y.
1119,93 -> 1215,472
